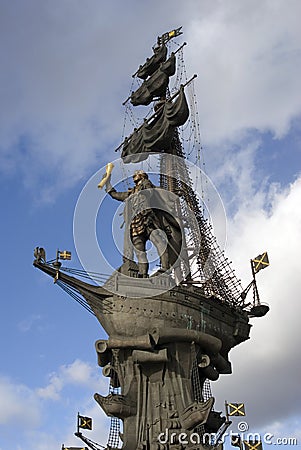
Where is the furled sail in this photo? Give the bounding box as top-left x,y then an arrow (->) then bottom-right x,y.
136,44 -> 167,80
131,53 -> 176,106
122,87 -> 189,163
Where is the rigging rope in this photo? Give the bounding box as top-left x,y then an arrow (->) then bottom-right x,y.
61,266 -> 109,283
56,280 -> 95,316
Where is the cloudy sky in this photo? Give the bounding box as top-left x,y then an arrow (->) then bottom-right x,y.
1,0 -> 301,449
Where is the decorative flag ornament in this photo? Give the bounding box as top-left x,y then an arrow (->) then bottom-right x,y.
78,414 -> 93,430
59,250 -> 72,260
243,439 -> 263,450
227,402 -> 246,416
231,435 -> 242,447
252,252 -> 269,273
158,27 -> 183,45
34,247 -> 46,262
62,447 -> 87,450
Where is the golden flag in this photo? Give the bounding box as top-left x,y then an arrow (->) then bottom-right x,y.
227,402 -> 246,416
243,440 -> 263,450
59,250 -> 71,260
78,414 -> 92,430
252,252 -> 269,273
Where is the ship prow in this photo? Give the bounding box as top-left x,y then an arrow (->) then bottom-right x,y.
33,258 -> 110,299
33,255 -> 251,380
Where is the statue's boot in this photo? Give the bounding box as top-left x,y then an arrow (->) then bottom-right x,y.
138,262 -> 149,277
160,249 -> 170,271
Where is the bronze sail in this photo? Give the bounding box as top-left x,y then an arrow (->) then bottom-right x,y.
122,86 -> 189,163
136,44 -> 167,79
131,53 -> 176,106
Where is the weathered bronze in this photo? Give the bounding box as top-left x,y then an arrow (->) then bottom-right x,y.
121,87 -> 189,163
34,255 -> 252,449
105,169 -> 182,278
33,28 -> 269,450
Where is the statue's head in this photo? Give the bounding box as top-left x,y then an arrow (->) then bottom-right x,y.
133,170 -> 148,183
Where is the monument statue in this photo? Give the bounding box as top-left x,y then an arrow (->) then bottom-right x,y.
105,168 -> 182,277
33,28 -> 269,450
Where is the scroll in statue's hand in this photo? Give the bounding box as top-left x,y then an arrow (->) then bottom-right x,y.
97,162 -> 114,189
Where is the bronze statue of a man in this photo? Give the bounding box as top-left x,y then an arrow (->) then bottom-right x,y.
106,170 -> 173,277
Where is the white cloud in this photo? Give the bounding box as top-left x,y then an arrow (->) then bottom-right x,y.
208,137 -> 263,213
213,176 -> 301,430
0,360 -> 102,426
1,1 -> 300,199
186,0 -> 301,145
0,376 -> 41,427
0,359 -> 109,448
37,358 -> 105,400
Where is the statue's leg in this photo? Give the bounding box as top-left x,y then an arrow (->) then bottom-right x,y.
149,229 -> 169,271
132,235 -> 149,277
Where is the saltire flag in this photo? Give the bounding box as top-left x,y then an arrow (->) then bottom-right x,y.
59,250 -> 72,260
158,27 -> 183,45
243,439 -> 263,450
252,252 -> 269,273
78,414 -> 92,430
231,435 -> 242,447
227,402 -> 246,416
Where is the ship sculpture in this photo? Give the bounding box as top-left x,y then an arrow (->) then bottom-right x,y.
34,28 -> 269,450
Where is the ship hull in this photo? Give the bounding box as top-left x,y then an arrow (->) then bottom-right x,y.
79,275 -> 251,371
83,277 -> 250,450
34,261 -> 250,449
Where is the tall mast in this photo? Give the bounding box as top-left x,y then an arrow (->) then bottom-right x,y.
122,30 -> 242,302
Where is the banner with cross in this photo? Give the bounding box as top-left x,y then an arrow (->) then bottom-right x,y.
226,402 -> 246,417
252,252 -> 269,273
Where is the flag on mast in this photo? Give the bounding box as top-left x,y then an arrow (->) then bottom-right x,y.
59,250 -> 72,260
78,414 -> 92,430
252,252 -> 269,273
226,402 -> 246,416
158,27 -> 183,45
231,435 -> 242,447
243,439 -> 263,450
62,446 -> 88,450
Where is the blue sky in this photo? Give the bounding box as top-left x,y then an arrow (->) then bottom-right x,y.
1,1 -> 301,449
